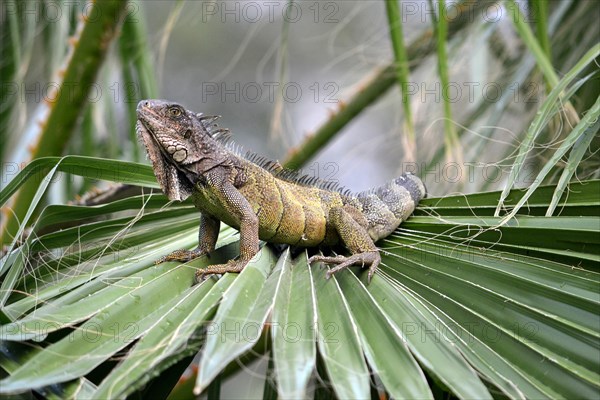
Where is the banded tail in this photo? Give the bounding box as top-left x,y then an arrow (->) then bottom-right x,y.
354,173 -> 426,241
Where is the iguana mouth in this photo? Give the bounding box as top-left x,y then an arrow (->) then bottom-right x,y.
136,120 -> 194,201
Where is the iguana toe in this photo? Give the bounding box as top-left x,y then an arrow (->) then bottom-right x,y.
194,259 -> 248,283
155,248 -> 207,265
308,254 -> 345,265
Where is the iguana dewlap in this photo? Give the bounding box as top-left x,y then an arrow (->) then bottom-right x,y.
136,99 -> 426,282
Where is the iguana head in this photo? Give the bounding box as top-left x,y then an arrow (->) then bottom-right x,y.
136,99 -> 212,201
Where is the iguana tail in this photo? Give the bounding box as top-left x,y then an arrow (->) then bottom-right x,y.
354,173 -> 426,241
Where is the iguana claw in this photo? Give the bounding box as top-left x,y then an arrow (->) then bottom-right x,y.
194,260 -> 247,283
308,251 -> 381,283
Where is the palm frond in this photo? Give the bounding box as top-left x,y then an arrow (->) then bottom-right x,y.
0,157 -> 597,398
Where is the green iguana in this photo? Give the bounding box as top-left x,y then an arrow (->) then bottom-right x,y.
136,99 -> 426,283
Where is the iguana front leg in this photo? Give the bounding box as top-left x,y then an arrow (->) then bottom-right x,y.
156,213 -> 220,263
308,206 -> 381,283
195,173 -> 260,282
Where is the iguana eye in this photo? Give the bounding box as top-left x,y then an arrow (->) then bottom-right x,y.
168,106 -> 183,117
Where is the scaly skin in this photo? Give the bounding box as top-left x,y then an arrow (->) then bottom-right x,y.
137,99 -> 426,283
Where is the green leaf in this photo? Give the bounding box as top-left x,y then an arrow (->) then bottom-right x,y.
357,272 -> 492,399
194,246 -> 280,394
505,0 -> 559,88
495,43 -> 600,216
0,341 -> 98,399
336,270 -> 435,399
0,156 -> 157,207
0,262 -> 197,391
270,252 -> 316,400
548,118 -> 600,216
378,230 -> 600,398
92,275 -> 235,399
1,261 -> 182,341
311,262 -> 370,399
500,94 -> 600,223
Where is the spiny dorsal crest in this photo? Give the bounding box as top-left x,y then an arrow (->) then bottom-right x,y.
198,113 -> 354,197
197,113 -> 233,144
245,151 -> 352,196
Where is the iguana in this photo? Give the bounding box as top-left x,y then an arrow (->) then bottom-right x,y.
136,99 -> 426,283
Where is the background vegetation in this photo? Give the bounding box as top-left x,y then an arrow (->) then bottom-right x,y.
1,0 -> 598,398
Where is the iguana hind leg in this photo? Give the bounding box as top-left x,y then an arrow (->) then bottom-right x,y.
156,214 -> 220,264
308,206 -> 381,283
